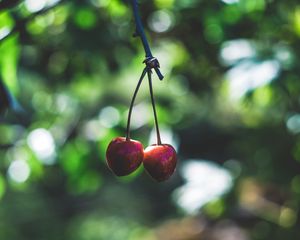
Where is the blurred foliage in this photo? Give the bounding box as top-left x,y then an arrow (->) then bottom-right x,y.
1,0 -> 300,239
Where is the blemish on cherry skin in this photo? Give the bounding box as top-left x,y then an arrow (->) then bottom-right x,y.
106,137 -> 144,176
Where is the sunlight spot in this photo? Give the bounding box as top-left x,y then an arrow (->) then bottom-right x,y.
25,0 -> 61,12
27,128 -> 56,165
125,102 -> 151,130
148,10 -> 174,33
227,60 -> 280,99
55,94 -> 74,113
8,160 -> 31,183
47,0 -> 61,5
99,106 -> 120,128
220,39 -> 255,66
173,160 -> 233,214
90,0 -> 111,8
0,27 -> 10,40
221,0 -> 239,4
25,0 -> 46,12
275,45 -> 293,68
211,221 -> 248,240
82,119 -> 108,141
286,114 -> 300,134
148,126 -> 179,151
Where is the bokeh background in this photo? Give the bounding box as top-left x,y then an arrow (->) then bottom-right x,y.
1,0 -> 300,239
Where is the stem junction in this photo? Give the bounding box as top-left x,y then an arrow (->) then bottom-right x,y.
126,0 -> 163,145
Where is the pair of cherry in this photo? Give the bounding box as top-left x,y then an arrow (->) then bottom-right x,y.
106,60 -> 177,182
106,137 -> 176,182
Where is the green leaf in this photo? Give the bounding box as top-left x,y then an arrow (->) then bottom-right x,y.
0,175 -> 5,200
0,11 -> 14,30
0,35 -> 20,95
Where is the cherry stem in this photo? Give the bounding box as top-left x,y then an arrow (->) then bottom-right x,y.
147,68 -> 162,145
131,0 -> 164,80
126,67 -> 147,141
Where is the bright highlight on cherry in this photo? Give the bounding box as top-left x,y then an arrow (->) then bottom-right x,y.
105,0 -> 177,182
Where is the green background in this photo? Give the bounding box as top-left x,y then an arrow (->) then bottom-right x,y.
1,0 -> 300,239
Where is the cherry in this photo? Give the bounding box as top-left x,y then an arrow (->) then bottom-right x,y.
143,144 -> 177,182
106,137 -> 144,176
105,60 -> 176,181
105,69 -> 147,177
142,70 -> 177,181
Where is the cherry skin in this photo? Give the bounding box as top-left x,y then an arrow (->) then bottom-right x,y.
143,144 -> 177,182
106,137 -> 144,176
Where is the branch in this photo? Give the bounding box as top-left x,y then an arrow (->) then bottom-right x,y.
131,0 -> 164,80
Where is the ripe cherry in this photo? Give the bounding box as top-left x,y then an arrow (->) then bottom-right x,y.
143,144 -> 177,182
106,137 -> 144,176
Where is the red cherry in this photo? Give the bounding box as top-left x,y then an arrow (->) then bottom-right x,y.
143,144 -> 177,182
106,137 -> 144,176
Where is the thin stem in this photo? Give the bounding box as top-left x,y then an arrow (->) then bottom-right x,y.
126,67 -> 147,141
147,69 -> 162,145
